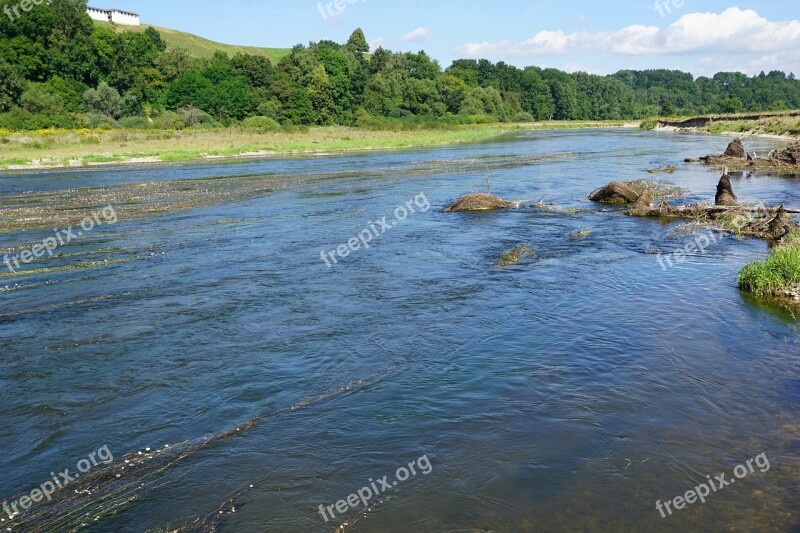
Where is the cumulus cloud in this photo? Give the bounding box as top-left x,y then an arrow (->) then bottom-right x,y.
455,8 -> 800,58
401,26 -> 431,42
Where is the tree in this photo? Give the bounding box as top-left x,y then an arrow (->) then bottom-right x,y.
232,54 -> 275,89
346,28 -> 369,54
20,83 -> 64,114
83,82 -> 122,117
0,58 -> 24,112
719,97 -> 744,114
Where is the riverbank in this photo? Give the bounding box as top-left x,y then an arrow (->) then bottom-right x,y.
649,110 -> 800,140
0,121 -> 635,172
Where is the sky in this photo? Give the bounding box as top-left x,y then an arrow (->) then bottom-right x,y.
115,0 -> 800,77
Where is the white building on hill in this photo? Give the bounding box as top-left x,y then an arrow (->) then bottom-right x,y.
87,6 -> 140,26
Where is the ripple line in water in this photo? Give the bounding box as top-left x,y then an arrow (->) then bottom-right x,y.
3,370 -> 393,533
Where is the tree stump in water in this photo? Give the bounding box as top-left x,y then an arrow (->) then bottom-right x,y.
715,173 -> 738,206
767,204 -> 791,240
724,138 -> 746,159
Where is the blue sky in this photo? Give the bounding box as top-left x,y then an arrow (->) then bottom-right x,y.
116,0 -> 799,76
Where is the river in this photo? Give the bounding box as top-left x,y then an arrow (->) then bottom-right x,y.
1,129 -> 798,532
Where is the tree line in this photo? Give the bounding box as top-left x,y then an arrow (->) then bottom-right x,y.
1,0 -> 799,130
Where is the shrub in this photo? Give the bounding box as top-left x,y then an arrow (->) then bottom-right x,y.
83,113 -> 117,129
513,112 -> 535,122
179,105 -> 216,127
117,116 -> 151,129
154,111 -> 185,130
21,84 -> 65,115
465,114 -> 498,124
0,108 -> 80,130
241,116 -> 280,130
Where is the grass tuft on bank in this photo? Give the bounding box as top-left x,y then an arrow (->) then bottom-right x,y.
739,229 -> 800,299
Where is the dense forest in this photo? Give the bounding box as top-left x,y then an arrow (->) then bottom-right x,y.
1,0 -> 799,130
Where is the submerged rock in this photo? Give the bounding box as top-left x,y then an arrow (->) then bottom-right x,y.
715,173 -> 738,206
647,165 -> 676,174
445,193 -> 513,212
588,182 -> 639,204
495,244 -> 534,266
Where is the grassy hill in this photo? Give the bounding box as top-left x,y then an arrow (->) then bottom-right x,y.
93,20 -> 290,63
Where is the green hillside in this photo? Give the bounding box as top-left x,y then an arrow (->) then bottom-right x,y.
93,20 -> 290,63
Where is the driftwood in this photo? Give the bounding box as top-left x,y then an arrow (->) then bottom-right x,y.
627,202 -> 798,241
628,203 -> 800,216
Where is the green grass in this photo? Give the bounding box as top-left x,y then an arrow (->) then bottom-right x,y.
708,120 -> 757,134
739,229 -> 800,297
94,21 -> 290,63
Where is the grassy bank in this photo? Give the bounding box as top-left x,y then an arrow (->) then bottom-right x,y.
93,20 -> 290,63
739,229 -> 800,303
0,121 -> 634,171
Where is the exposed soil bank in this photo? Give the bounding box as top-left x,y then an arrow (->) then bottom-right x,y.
652,110 -> 800,141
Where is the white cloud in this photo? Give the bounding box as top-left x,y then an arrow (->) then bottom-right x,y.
401,26 -> 431,42
455,8 -> 800,58
369,37 -> 387,51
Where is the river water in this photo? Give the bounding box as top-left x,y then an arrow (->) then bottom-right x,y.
1,129 -> 798,532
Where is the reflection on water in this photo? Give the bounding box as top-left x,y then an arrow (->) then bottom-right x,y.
0,130 -> 798,532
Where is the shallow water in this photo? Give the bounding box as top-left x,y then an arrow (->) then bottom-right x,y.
1,129 -> 799,532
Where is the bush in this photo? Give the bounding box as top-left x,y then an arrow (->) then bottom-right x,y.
21,84 -> 65,115
0,108 -> 80,130
513,112 -> 535,122
179,105 -> 216,127
117,116 -> 151,129
241,116 -> 280,131
256,100 -> 280,120
83,113 -> 117,129
154,111 -> 185,130
465,114 -> 498,124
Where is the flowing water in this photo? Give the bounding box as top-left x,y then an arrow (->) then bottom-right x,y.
1,129 -> 798,532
